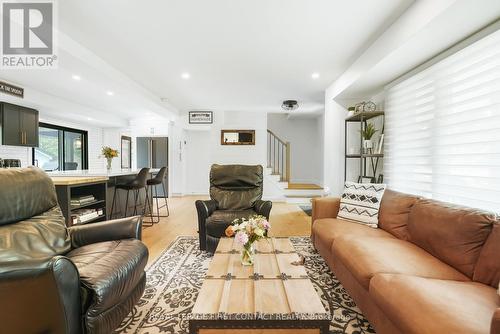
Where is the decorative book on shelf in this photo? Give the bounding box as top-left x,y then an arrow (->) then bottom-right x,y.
71,208 -> 104,225
70,195 -> 96,207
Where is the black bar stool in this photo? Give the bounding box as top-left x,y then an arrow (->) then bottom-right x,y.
145,166 -> 169,224
110,167 -> 150,219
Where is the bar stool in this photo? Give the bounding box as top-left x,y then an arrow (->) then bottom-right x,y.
110,167 -> 150,219
145,166 -> 169,224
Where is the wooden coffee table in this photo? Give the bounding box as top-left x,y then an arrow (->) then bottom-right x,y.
189,237 -> 330,334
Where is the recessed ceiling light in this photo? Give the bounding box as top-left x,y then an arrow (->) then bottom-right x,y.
106,91 -> 114,96
86,117 -> 93,121
181,72 -> 190,80
72,75 -> 81,81
311,72 -> 320,79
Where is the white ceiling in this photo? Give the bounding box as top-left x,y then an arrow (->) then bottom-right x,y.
4,0 -> 497,125
55,0 -> 413,115
337,0 -> 500,100
0,46 -> 176,127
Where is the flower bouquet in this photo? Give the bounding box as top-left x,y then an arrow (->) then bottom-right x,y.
225,215 -> 270,266
101,146 -> 119,170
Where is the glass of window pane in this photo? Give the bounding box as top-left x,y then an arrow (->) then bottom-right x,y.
64,131 -> 83,170
35,127 -> 60,171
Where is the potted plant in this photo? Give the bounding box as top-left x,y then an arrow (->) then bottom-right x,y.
360,123 -> 378,153
101,146 -> 119,170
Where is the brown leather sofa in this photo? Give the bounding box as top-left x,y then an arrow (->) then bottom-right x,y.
0,167 -> 148,334
312,189 -> 500,334
196,164 -> 272,253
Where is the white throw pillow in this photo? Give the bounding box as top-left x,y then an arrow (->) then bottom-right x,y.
337,182 -> 386,228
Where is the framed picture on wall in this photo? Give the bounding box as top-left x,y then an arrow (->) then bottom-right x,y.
189,111 -> 213,124
121,136 -> 132,169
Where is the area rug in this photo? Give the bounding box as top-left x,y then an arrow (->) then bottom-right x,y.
300,204 -> 313,216
116,236 -> 375,334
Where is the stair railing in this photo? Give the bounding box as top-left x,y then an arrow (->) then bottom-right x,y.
267,130 -> 290,182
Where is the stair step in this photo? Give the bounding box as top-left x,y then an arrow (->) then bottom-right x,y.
286,183 -> 323,190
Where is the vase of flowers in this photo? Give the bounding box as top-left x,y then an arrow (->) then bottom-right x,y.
101,146 -> 119,170
225,215 -> 270,266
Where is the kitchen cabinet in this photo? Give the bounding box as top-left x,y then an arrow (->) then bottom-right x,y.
0,102 -> 39,147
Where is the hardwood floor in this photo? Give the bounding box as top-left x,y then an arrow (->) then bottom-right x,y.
141,196 -> 312,265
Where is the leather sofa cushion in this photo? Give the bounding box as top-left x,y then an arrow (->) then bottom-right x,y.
312,218 -> 394,258
210,164 -> 263,210
370,274 -> 499,334
206,209 -> 257,237
67,239 -> 148,316
0,206 -> 70,262
407,199 -> 496,278
333,236 -> 469,290
0,167 -> 58,225
378,189 -> 419,240
473,222 -> 500,288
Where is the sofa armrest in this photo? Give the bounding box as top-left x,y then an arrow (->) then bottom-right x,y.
0,256 -> 81,334
254,199 -> 272,220
68,215 -> 142,248
492,308 -> 500,334
312,197 -> 341,222
195,199 -> 218,250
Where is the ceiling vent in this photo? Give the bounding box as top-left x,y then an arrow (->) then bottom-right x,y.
281,100 -> 298,111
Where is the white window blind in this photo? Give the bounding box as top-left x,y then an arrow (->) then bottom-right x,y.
385,28 -> 500,213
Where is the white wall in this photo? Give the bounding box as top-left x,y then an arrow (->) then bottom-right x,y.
184,130 -> 211,194
267,114 -> 323,185
210,111 -> 267,166
177,110 -> 282,200
322,96 -> 347,196
102,127 -> 133,170
0,145 -> 31,167
168,122 -> 186,196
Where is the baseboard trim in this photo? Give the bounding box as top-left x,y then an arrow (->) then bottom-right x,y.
262,196 -> 286,202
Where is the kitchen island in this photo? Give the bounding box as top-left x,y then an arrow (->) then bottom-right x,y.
49,169 -> 160,224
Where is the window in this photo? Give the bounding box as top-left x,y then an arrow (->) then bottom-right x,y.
385,28 -> 500,213
33,123 -> 88,171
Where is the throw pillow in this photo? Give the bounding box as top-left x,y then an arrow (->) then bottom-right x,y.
337,182 -> 386,228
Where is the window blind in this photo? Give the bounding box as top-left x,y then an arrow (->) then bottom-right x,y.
385,28 -> 500,213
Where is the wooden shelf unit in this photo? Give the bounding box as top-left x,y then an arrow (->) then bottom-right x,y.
344,111 -> 385,182
54,179 -> 108,227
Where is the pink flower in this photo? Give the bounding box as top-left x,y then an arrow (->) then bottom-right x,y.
262,220 -> 270,230
235,231 -> 249,245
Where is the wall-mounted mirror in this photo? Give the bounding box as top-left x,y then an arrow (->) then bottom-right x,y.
121,136 -> 132,168
221,130 -> 255,145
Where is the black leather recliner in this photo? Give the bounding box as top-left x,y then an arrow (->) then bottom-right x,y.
196,164 -> 272,253
0,167 -> 148,334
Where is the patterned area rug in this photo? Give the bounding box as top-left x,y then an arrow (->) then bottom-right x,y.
299,204 -> 313,216
116,236 -> 375,334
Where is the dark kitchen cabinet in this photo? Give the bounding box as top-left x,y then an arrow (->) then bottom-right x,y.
0,102 -> 39,147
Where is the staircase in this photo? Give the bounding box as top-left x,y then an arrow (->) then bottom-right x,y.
266,130 -> 327,204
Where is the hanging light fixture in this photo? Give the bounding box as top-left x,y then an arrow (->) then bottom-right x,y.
281,100 -> 299,111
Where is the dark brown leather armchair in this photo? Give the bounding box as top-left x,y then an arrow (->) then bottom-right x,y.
196,164 -> 272,252
0,167 -> 148,334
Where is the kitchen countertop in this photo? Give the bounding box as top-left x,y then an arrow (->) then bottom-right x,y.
50,176 -> 109,186
48,168 -> 160,178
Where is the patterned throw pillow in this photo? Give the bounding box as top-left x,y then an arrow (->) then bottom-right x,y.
337,182 -> 386,228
